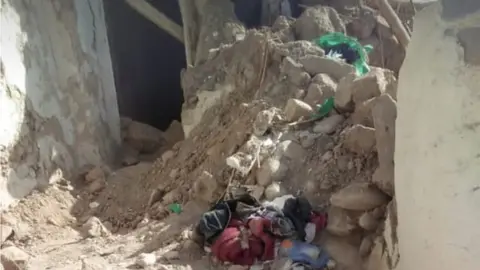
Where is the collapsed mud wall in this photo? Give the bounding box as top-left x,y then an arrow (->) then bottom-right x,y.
0,0 -> 120,209
395,1 -> 480,269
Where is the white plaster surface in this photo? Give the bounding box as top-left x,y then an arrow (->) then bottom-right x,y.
395,3 -> 480,270
0,0 -> 120,209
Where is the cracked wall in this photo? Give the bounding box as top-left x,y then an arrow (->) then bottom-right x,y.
0,0 -> 120,209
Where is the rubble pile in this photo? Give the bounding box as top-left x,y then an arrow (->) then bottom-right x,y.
1,2 -> 404,270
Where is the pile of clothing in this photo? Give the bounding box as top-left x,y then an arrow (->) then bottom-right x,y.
195,194 -> 331,269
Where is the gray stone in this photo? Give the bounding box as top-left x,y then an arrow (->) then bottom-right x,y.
352,97 -> 377,128
326,206 -> 358,236
0,246 -> 29,265
304,73 -> 337,106
281,57 -> 310,86
295,6 -> 345,41
331,182 -> 390,211
344,125 -> 377,155
82,217 -> 111,238
284,99 -> 314,122
193,171 -> 218,202
253,109 -> 276,136
347,7 -> 377,39
276,140 -> 306,160
351,68 -> 395,105
359,211 -> 380,231
299,56 -> 354,80
372,164 -> 395,197
313,115 -> 344,134
264,182 -> 284,200
256,158 -> 288,186
0,225 -> 13,243
334,73 -> 357,111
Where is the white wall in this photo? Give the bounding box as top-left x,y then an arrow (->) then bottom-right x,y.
395,2 -> 480,270
0,0 -> 120,209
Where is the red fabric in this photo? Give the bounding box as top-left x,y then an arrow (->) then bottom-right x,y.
310,212 -> 328,232
211,218 -> 275,266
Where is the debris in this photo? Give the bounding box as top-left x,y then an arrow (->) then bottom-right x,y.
0,225 -> 13,243
193,171 -> 218,202
334,73 -> 356,111
82,217 -> 111,238
281,57 -> 311,87
315,32 -> 373,76
168,203 -> 182,214
351,68 -> 396,104
352,97 -> 377,128
256,158 -> 288,187
81,257 -> 112,270
326,206 -> 357,236
344,125 -> 377,155
124,120 -> 165,153
284,99 -> 314,122
264,182 -> 283,201
359,235 -> 374,257
0,246 -> 29,265
313,97 -> 335,118
304,74 -> 337,106
275,140 -> 306,160
136,253 -> 156,267
330,183 -> 390,211
358,211 -> 380,231
85,166 -> 106,184
313,114 -> 344,134
294,6 -> 345,41
299,55 -> 354,80
253,109 -> 276,136
161,150 -> 175,163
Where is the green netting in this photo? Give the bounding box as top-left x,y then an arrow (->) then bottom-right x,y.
314,32 -> 372,76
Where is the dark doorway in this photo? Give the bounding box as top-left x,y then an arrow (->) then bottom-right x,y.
103,0 -> 185,131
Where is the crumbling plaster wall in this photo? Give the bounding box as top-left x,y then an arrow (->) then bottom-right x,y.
0,0 -> 120,209
395,1 -> 480,269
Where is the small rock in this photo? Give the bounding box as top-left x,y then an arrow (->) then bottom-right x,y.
81,257 -> 112,270
299,56 -> 354,81
313,115 -> 344,134
0,225 -> 13,243
87,178 -> 106,193
294,88 -> 306,99
358,211 -> 380,231
344,125 -> 376,155
125,120 -> 165,154
352,97 -> 377,128
304,74 -> 337,106
281,57 -> 310,86
193,171 -> 218,202
351,68 -> 397,105
163,250 -> 180,260
294,6 -> 346,41
330,182 -> 390,211
163,120 -> 185,145
88,202 -> 100,209
85,166 -> 105,183
256,158 -> 288,186
1,254 -> 20,270
284,99 -> 314,122
253,109 -> 276,136
359,235 -> 374,257
121,145 -> 139,166
347,7 -> 377,39
276,140 -> 306,160
250,186 -> 265,201
298,131 -> 317,148
82,217 -> 111,238
372,164 -> 395,196
326,207 -> 357,236
334,73 -> 357,111
136,253 -> 156,268
162,189 -> 182,205
0,246 -> 29,265
372,94 -> 397,169
161,150 -> 175,163
264,183 -> 284,200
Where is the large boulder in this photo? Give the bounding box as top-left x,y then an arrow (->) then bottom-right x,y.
330,182 -> 390,211
295,6 -> 345,41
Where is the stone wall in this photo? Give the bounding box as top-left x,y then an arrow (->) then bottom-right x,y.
0,0 -> 120,209
395,1 -> 480,269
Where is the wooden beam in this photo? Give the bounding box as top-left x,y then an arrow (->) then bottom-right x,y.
124,0 -> 184,43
